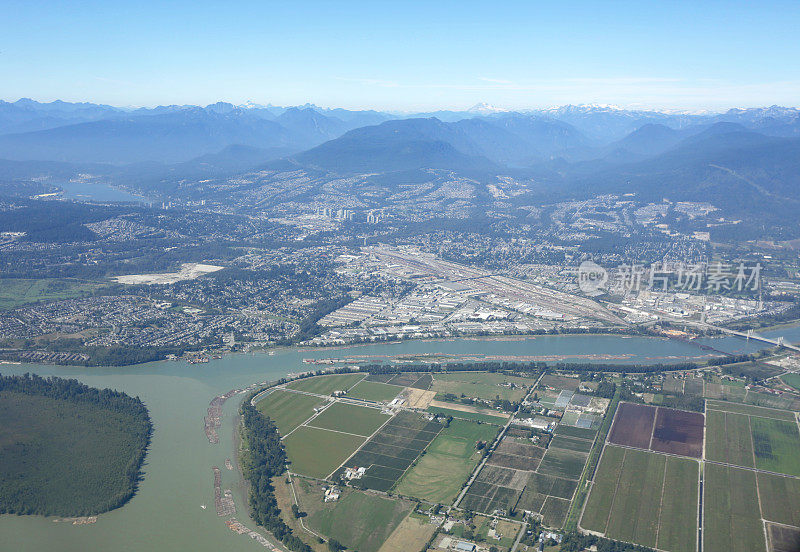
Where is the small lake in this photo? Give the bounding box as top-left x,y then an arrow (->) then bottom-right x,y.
0,334 -> 766,551
57,181 -> 152,204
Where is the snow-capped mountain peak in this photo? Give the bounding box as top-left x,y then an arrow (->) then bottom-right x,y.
468,102 -> 508,114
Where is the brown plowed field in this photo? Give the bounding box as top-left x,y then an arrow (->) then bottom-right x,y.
496,439 -> 547,459
608,402 -> 656,449
767,523 -> 800,552
650,407 -> 704,458
487,452 -> 543,471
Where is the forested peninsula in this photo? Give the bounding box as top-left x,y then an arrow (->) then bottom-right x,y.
0,373 -> 153,517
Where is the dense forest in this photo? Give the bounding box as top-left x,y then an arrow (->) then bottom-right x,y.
240,400 -> 313,552
0,373 -> 152,516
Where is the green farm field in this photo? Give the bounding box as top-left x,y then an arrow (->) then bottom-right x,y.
541,496 -> 571,528
706,399 -> 796,422
781,373 -> 800,393
703,463 -> 765,552
744,390 -> 800,412
283,426 -> 364,479
703,375 -> 746,402
580,445 -> 625,532
657,454 -> 700,552
581,445 -> 699,552
431,372 -> 530,401
757,472 -> 800,527
295,478 -> 412,552
705,406 -> 800,476
426,405 -> 508,424
705,410 -> 755,468
255,390 -> 325,435
750,416 -> 800,476
602,447 -> 665,549
346,380 -> 403,402
286,373 -> 365,395
537,446 -> 587,480
0,278 -> 103,310
703,382 -> 747,402
549,434 -> 594,453
395,419 -> 499,504
306,402 -> 390,437
554,424 -> 597,440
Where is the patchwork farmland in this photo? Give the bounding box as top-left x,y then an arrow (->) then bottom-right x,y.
581,390 -> 800,552
254,377 -> 395,480
395,418 -> 500,504
703,461 -> 800,552
460,420 -> 597,528
332,410 -> 444,491
280,399 -> 391,479
608,402 -> 704,458
256,372 -> 513,519
586,400 -> 707,551
454,372 -> 609,528
701,397 -> 800,552
250,369 -> 800,552
706,400 -> 800,476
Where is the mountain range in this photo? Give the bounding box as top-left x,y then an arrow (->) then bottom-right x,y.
1,98 -> 800,231
1,98 -> 798,165
0,101 -> 391,164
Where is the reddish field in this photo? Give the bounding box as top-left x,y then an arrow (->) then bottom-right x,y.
650,407 -> 705,458
608,402 -> 656,449
768,523 -> 800,552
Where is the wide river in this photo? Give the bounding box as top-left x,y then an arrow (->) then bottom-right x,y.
0,333 -> 779,551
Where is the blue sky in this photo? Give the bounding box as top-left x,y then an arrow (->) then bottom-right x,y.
2,0 -> 799,111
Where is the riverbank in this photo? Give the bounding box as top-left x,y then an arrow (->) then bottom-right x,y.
0,325 -> 695,368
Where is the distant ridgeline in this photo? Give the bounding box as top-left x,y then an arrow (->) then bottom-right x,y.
0,373 -> 152,517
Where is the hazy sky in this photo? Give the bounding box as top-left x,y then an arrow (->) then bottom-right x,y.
2,0 -> 799,111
